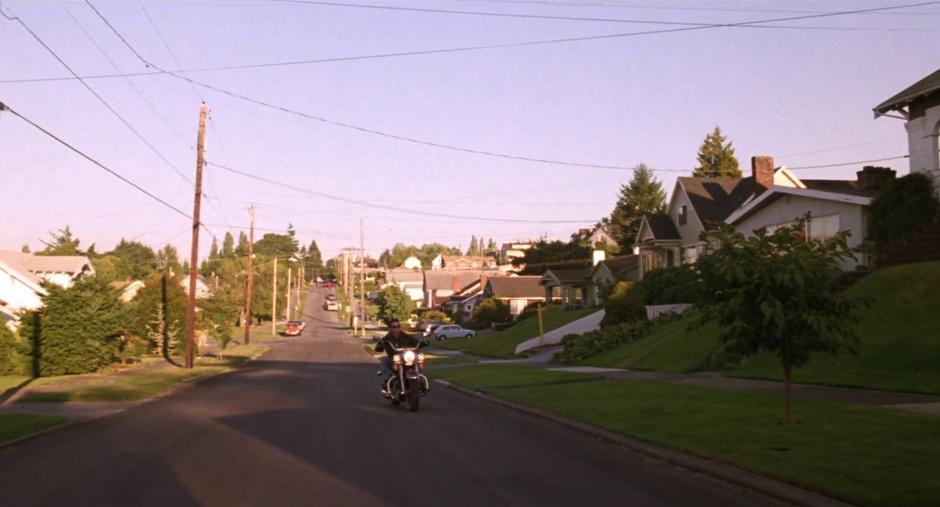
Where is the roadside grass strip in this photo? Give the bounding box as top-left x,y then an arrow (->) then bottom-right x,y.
440,364 -> 940,507
578,319 -> 722,372
0,375 -> 31,395
0,414 -> 68,445
434,307 -> 595,358
434,364 -> 601,390
17,344 -> 268,403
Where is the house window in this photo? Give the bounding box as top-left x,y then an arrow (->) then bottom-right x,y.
678,205 -> 688,226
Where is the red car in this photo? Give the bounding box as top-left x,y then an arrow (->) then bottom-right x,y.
322,281 -> 336,289
284,322 -> 302,336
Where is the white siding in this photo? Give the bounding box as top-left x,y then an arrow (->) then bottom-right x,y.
734,195 -> 868,270
671,189 -> 704,247
0,268 -> 44,313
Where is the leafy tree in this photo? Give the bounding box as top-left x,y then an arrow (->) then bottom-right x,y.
867,172 -> 939,256
600,281 -> 647,327
693,126 -> 741,178
105,239 -> 158,280
156,244 -> 181,274
609,164 -> 667,250
377,285 -> 413,325
222,232 -> 235,258
515,239 -> 591,274
324,258 -> 339,281
696,222 -> 865,423
37,226 -> 83,256
254,232 -> 298,258
471,297 -> 511,329
305,240 -> 324,282
642,265 -> 701,305
26,278 -> 127,375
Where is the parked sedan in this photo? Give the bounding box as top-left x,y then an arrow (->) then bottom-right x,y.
434,325 -> 476,341
323,300 -> 339,311
288,320 -> 306,331
284,322 -> 302,336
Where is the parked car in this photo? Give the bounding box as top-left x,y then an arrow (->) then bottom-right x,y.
322,281 -> 336,289
434,325 -> 476,340
284,322 -> 302,336
288,320 -> 306,331
323,300 -> 339,311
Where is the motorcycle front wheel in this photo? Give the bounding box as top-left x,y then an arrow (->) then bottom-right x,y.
406,388 -> 420,412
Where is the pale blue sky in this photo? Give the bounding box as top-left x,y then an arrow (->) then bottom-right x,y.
1,0 -> 937,259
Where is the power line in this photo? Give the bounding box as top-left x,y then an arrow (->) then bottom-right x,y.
207,160 -> 600,224
787,155 -> 909,171
80,0 -> 939,173
0,102 -> 192,221
1,3 -> 195,187
280,0 -> 940,31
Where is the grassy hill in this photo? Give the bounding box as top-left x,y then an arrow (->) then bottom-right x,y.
731,261 -> 940,393
579,318 -> 721,372
579,261 -> 940,393
434,307 -> 596,358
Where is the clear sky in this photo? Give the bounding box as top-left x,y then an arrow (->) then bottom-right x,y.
1,0 -> 937,260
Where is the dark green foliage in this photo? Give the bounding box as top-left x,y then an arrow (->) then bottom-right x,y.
304,240 -> 324,282
101,239 -> 158,280
129,273 -> 188,356
608,164 -> 667,250
221,232 -> 235,258
0,324 -> 25,375
419,310 -> 452,324
867,172 -> 939,255
470,298 -> 511,329
555,320 -> 650,364
693,126 -> 741,178
377,285 -> 413,324
641,265 -> 701,305
29,278 -> 128,376
378,243 -> 462,268
254,232 -> 298,258
514,239 -> 591,273
696,223 -> 865,422
600,281 -> 647,327
37,226 -> 84,256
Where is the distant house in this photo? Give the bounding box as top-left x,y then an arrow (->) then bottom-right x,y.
445,279 -> 486,321
573,225 -> 616,249
401,256 -> 422,270
539,267 -> 592,307
110,279 -> 146,303
483,276 -> 544,316
874,67 -> 940,194
385,268 -> 426,307
588,254 -> 639,304
423,271 -> 493,309
180,275 -> 212,300
727,166 -> 897,271
430,254 -> 497,271
0,256 -> 46,328
635,156 -> 803,278
0,250 -> 95,289
500,241 -> 536,264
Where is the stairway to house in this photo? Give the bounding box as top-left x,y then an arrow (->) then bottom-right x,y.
879,222 -> 940,266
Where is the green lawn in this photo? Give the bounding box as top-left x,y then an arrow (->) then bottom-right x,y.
731,261 -> 940,393
0,375 -> 31,394
18,344 -> 267,402
579,318 -> 722,372
434,307 -> 597,358
0,414 -> 68,445
435,364 -> 600,389
438,364 -> 940,507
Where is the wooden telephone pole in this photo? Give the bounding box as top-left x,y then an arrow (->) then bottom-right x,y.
184,102 -> 207,369
244,204 -> 255,345
271,256 -> 278,336
359,220 -> 366,337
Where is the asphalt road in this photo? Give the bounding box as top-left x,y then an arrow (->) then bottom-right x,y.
0,289 -> 780,506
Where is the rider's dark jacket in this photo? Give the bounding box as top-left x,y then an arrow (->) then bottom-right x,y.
375,331 -> 424,358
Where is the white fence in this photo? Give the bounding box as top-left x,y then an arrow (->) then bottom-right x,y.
644,304 -> 691,320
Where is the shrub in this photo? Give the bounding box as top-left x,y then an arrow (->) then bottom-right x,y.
470,297 -> 511,329
641,265 -> 701,305
129,273 -> 188,355
0,323 -> 26,375
600,280 -> 647,327
554,320 -> 650,364
419,310 -> 452,324
28,278 -> 128,376
868,172 -> 939,255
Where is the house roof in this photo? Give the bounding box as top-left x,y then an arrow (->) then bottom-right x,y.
0,258 -> 46,295
486,276 -> 543,299
424,271 -> 488,291
592,255 -> 639,279
0,250 -> 93,276
801,179 -> 884,198
726,186 -> 875,225
540,268 -> 590,287
678,177 -> 758,230
644,214 -> 681,240
873,67 -> 940,117
386,269 -> 424,283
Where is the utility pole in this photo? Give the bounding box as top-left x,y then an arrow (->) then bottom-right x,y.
359,219 -> 366,337
184,102 -> 207,369
271,256 -> 278,336
244,204 -> 255,345
287,266 -> 293,321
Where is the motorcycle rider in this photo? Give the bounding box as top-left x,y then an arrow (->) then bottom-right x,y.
375,319 -> 427,390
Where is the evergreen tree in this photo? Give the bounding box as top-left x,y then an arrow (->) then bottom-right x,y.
209,238 -> 219,259
21,244 -> 30,253
222,232 -> 235,258
38,226 -> 83,256
467,236 -> 478,256
106,239 -> 158,280
305,240 -> 324,282
235,232 -> 249,256
693,126 -> 741,177
609,164 -> 667,250
156,244 -> 181,274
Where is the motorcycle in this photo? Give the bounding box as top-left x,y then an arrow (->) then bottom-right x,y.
378,344 -> 430,412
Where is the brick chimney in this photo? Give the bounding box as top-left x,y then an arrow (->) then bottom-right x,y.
856,166 -> 896,191
751,156 -> 775,191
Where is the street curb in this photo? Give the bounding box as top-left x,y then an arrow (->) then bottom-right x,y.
434,379 -> 854,507
0,419 -> 74,449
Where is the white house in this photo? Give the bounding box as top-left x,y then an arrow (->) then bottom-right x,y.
874,67 -> 940,194
401,256 -> 422,270
110,279 -> 146,303
0,257 -> 46,328
0,250 -> 95,289
180,275 -> 212,300
430,254 -> 497,271
385,268 -> 426,307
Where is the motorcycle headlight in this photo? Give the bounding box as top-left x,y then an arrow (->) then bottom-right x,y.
403,350 -> 416,365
